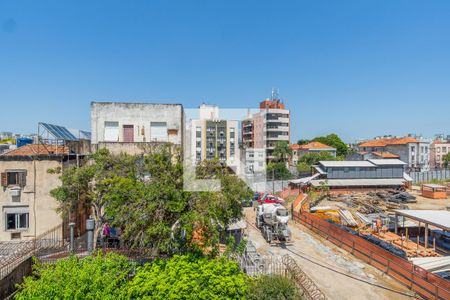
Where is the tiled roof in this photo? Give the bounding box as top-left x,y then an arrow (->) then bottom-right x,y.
1,144 -> 70,156
290,144 -> 301,150
300,141 -> 335,150
359,137 -> 417,148
372,151 -> 400,158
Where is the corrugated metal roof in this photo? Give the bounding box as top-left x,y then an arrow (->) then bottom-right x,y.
393,210 -> 450,231
368,159 -> 407,165
310,178 -> 405,187
318,161 -> 376,167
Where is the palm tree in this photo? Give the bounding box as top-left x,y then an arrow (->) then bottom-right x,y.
272,141 -> 292,162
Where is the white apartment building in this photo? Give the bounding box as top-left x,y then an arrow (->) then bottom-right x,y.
91,102 -> 184,154
189,104 -> 240,173
242,98 -> 290,162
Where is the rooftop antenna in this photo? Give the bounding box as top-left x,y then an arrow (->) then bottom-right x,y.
271,87 -> 279,101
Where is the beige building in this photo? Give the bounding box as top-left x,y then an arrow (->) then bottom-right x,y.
430,139 -> 450,169
0,145 -> 83,241
189,104 -> 240,173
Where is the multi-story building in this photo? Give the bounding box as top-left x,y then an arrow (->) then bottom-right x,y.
430,139 -> 450,169
241,94 -> 290,162
0,144 -> 88,241
357,136 -> 430,172
290,141 -> 337,166
189,104 -> 240,172
91,102 -> 184,155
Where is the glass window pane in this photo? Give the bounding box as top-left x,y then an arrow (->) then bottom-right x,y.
18,213 -> 28,229
6,213 -> 16,230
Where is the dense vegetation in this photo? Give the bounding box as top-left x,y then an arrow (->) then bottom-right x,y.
16,253 -> 303,300
267,141 -> 293,180
297,133 -> 348,157
50,146 -> 253,255
297,152 -> 342,174
15,253 -> 133,300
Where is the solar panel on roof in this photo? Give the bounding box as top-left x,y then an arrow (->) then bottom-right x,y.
40,123 -> 78,141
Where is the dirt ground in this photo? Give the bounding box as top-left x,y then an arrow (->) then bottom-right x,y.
408,186 -> 450,210
244,207 -> 417,300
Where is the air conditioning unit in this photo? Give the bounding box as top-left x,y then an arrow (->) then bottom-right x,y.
10,189 -> 21,197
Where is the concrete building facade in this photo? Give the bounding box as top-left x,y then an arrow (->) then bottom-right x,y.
0,145 -> 86,241
430,139 -> 450,169
241,97 -> 290,162
357,137 -> 430,172
189,104 -> 240,172
91,102 -> 184,155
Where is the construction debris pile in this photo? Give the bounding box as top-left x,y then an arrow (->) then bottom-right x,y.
324,190 -> 416,214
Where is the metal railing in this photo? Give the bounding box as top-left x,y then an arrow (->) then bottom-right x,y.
0,224 -> 66,279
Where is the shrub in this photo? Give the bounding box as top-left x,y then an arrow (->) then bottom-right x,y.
124,254 -> 248,299
15,252 -> 133,300
247,274 -> 303,300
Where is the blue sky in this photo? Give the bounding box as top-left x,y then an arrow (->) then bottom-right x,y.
1,0 -> 450,142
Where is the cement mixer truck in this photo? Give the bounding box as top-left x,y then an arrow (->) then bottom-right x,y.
256,203 -> 292,243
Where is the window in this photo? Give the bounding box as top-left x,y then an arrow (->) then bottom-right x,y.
1,171 -> 26,187
437,148 -> 441,153
5,212 -> 29,231
443,147 -> 447,153
150,122 -> 168,142
104,121 -> 119,141
411,146 -> 415,153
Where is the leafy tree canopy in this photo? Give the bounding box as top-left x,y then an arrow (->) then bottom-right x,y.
125,254 -> 248,299
16,253 -> 133,300
311,134 -> 348,157
298,151 -> 339,166
443,152 -> 450,168
295,134 -> 348,157
272,141 -> 292,162
51,146 -> 252,255
267,162 -> 292,180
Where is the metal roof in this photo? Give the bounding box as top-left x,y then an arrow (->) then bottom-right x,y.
40,123 -> 77,141
318,161 -> 376,167
422,183 -> 447,189
410,257 -> 450,274
289,173 -> 321,184
393,210 -> 450,231
368,159 -> 407,166
310,178 -> 405,187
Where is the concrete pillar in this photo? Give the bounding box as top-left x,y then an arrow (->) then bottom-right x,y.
69,222 -> 75,253
394,214 -> 398,234
425,223 -> 428,249
86,219 -> 95,253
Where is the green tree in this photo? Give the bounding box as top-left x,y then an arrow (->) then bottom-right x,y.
125,254 -> 248,299
267,162 -> 292,180
272,141 -> 293,162
312,134 -> 348,157
296,139 -> 310,146
247,274 -> 303,300
52,146 -> 252,255
298,151 -> 339,166
50,148 -> 138,247
16,253 -> 133,300
443,152 -> 450,168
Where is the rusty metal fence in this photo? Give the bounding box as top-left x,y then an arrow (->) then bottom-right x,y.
293,211 -> 450,300
0,224 -> 66,280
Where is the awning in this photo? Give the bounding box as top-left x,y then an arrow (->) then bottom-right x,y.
289,173 -> 321,185
310,178 -> 406,187
393,210 -> 450,231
